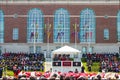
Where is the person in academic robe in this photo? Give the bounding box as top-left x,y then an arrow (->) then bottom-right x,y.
0,67 -> 3,78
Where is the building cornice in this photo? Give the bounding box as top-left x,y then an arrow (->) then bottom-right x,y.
0,1 -> 119,5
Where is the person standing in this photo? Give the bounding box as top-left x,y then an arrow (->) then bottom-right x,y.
88,65 -> 91,72
0,67 -> 3,78
81,66 -> 85,73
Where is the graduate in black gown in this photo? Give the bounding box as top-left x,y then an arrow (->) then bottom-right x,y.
0,67 -> 3,78
81,66 -> 85,73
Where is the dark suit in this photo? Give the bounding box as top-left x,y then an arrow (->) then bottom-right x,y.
0,68 -> 3,78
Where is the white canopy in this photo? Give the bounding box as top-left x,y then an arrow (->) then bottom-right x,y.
52,45 -> 81,54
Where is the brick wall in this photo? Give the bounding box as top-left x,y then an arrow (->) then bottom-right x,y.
0,4 -> 118,43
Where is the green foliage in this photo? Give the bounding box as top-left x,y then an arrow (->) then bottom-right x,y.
3,70 -> 14,76
82,62 -> 100,72
69,58 -> 74,61
91,62 -> 100,72
117,57 -> 120,61
81,58 -> 86,62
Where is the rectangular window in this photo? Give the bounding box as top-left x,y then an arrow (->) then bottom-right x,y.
88,47 -> 93,53
13,28 -> 19,40
29,46 -> 34,53
82,46 -> 87,54
29,46 -> 41,53
104,28 -> 109,40
36,46 -> 41,53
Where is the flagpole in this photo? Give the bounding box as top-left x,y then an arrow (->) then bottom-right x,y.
33,22 -> 36,54
88,22 -> 90,53
75,18 -> 77,49
47,18 -> 50,57
62,23 -> 64,46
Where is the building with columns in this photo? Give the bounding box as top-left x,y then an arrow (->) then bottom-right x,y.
0,0 -> 120,55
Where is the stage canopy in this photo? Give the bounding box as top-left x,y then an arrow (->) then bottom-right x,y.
52,45 -> 81,54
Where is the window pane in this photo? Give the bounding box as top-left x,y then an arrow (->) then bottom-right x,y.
54,8 -> 70,43
80,8 -> 95,43
88,47 -> 93,53
82,46 -> 87,54
36,46 -> 41,53
104,28 -> 109,40
29,46 -> 34,53
27,8 -> 43,43
0,10 -> 4,43
117,11 -> 120,42
13,28 -> 19,40
29,46 -> 41,53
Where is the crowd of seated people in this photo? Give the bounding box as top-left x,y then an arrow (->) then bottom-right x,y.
1,70 -> 120,80
0,52 -> 45,72
82,53 -> 120,72
53,54 -> 71,61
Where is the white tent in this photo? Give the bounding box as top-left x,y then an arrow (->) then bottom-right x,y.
52,45 -> 81,54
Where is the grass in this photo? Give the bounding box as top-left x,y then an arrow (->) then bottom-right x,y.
3,70 -> 14,76
82,62 -> 100,73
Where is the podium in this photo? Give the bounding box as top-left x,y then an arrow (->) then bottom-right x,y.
52,61 -> 81,73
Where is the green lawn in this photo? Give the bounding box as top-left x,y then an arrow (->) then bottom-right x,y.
3,70 -> 14,76
82,62 -> 100,73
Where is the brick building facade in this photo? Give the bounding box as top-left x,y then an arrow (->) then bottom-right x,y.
0,1 -> 120,54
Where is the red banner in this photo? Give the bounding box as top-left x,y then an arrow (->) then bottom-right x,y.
62,61 -> 71,66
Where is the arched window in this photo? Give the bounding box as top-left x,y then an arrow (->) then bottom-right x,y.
54,8 -> 70,43
80,8 -> 96,43
27,8 -> 43,43
117,11 -> 120,42
0,10 -> 4,43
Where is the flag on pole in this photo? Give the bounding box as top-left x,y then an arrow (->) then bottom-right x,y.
72,23 -> 78,38
35,23 -> 39,29
35,32 -> 38,39
73,23 -> 77,30
44,24 -> 47,30
44,24 -> 47,41
85,32 -> 92,39
47,24 -> 52,39
57,32 -> 61,39
85,32 -> 88,39
56,31 -> 64,40
30,32 -> 34,40
89,31 -> 92,39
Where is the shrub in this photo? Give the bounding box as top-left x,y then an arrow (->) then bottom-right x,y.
81,58 -> 86,62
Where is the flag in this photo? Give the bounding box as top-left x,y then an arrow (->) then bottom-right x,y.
85,32 -> 88,39
35,32 -> 38,39
71,32 -> 75,37
57,32 -> 61,39
44,24 -> 47,41
73,23 -> 77,30
56,31 -> 64,40
35,23 -> 38,29
85,32 -> 92,39
44,24 -> 47,30
89,31 -> 92,39
72,23 -> 78,38
47,24 -> 52,39
30,32 -> 34,40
